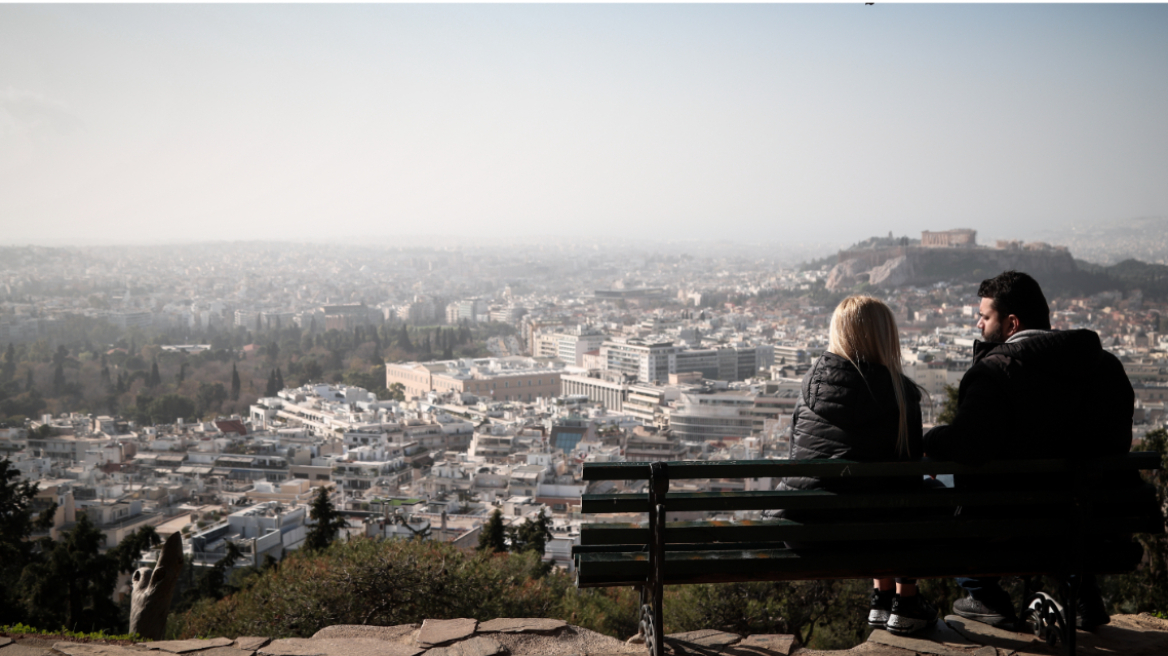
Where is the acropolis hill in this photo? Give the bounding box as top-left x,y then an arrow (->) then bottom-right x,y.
826,229 -> 1077,292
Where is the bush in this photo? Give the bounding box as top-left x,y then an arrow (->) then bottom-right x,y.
178,537 -> 572,639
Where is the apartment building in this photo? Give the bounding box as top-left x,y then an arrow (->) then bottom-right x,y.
385,357 -> 563,403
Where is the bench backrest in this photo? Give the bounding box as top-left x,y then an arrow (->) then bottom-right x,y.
574,452 -> 1165,586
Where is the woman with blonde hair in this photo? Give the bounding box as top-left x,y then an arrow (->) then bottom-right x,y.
776,295 -> 934,635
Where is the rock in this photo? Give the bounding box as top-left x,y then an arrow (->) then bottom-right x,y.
50,643 -> 147,656
260,639 -> 421,656
867,255 -> 913,288
625,635 -> 645,645
477,619 -> 567,635
232,640 -> 270,652
731,634 -> 798,656
0,638 -> 12,648
663,630 -> 740,650
130,533 -> 185,641
311,626 -> 417,643
139,638 -> 233,653
185,650 -> 253,656
867,626 -> 971,656
417,619 -> 478,647
424,637 -> 507,656
942,615 -> 1043,654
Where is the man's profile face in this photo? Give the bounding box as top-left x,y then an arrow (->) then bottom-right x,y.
976,297 -> 1008,342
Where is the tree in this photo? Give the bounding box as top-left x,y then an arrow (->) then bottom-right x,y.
275,367 -> 284,391
477,509 -> 507,554
388,382 -> 405,402
149,360 -> 162,387
196,382 -> 228,417
1102,428 -> 1168,614
305,486 -> 347,552
19,514 -> 119,632
936,384 -> 959,425
52,363 -> 66,395
265,370 -> 279,397
268,341 -> 280,363
177,362 -> 187,386
508,510 -> 553,559
1,343 -> 14,382
397,325 -> 412,351
230,363 -> 241,401
0,459 -> 56,624
25,367 -> 33,392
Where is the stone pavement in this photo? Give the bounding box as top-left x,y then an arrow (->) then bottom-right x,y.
1,614 -> 1166,656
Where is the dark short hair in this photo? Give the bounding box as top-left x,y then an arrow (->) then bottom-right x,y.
978,271 -> 1051,330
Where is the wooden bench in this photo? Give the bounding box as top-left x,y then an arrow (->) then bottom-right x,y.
573,453 -> 1165,656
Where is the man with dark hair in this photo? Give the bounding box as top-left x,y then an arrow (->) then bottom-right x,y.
924,270 -> 1133,630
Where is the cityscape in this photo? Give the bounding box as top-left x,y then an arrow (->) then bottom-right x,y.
2,3 -> 1167,654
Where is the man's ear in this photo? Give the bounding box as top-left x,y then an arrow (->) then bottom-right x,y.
1004,314 -> 1023,339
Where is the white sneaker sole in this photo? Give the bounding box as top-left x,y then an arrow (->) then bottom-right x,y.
868,609 -> 889,628
886,614 -> 935,635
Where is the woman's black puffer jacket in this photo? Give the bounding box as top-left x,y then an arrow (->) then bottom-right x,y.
776,352 -> 923,520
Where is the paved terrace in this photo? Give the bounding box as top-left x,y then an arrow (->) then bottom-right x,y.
3,613 -> 1167,656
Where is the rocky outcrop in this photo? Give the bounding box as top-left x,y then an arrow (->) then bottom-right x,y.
826,247 -> 1077,292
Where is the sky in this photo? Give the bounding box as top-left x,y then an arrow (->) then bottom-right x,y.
1,4 -> 1166,248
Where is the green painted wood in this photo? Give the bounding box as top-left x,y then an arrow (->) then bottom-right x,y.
581,452 -> 1162,481
575,541 -> 1143,587
581,485 -> 1154,514
578,513 -> 1162,546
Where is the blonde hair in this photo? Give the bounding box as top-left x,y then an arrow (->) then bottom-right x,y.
828,296 -> 912,456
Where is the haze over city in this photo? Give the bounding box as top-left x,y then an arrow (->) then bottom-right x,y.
1,4 -> 1166,248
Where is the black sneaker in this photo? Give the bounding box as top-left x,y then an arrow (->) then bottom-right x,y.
953,594 -> 1018,629
887,594 -> 938,635
868,588 -> 895,628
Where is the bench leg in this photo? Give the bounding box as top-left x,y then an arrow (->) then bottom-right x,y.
1062,575 -> 1079,656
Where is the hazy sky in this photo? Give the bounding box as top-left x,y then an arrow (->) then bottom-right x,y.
1,4 -> 1166,247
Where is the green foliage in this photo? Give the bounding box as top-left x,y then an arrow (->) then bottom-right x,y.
665,579 -> 870,649
304,487 -> 348,552
0,622 -> 144,642
1099,429 -> 1168,615
18,514 -> 120,633
0,460 -> 55,624
936,384 -> 959,425
477,509 -> 506,554
508,510 -> 552,558
178,537 -> 568,639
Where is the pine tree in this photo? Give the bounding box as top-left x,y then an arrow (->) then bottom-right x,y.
115,372 -> 126,394
52,363 -> 66,395
100,365 -> 111,387
230,363 -> 241,401
275,367 -> 284,391
177,362 -> 187,386
265,370 -> 278,397
304,486 -> 348,551
149,360 -> 162,387
477,508 -> 507,554
397,325 -> 412,351
1,343 -> 15,382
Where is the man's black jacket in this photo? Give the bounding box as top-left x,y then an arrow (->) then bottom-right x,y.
923,329 -> 1133,464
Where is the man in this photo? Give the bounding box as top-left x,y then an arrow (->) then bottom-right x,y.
923,271 -> 1134,629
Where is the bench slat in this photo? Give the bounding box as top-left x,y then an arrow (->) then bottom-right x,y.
581,485 -> 1154,514
579,513 -> 1163,546
582,452 -> 1163,481
575,541 -> 1144,587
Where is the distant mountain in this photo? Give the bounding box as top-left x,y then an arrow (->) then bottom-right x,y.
1028,216 -> 1168,265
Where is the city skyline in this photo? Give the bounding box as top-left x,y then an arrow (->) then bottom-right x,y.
2,4 -> 1166,247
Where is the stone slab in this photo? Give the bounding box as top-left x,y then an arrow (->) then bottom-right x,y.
140,639 -> 234,654
476,619 -> 567,635
943,615 -> 1044,655
489,627 -> 641,656
417,619 -> 477,648
1,643 -> 58,656
51,644 -> 149,656
311,626 -> 417,643
423,637 -> 506,656
232,640 -> 269,652
664,630 -> 741,649
186,650 -> 251,656
727,634 -> 798,656
0,639 -> 12,648
867,627 -> 970,656
260,639 -> 422,656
